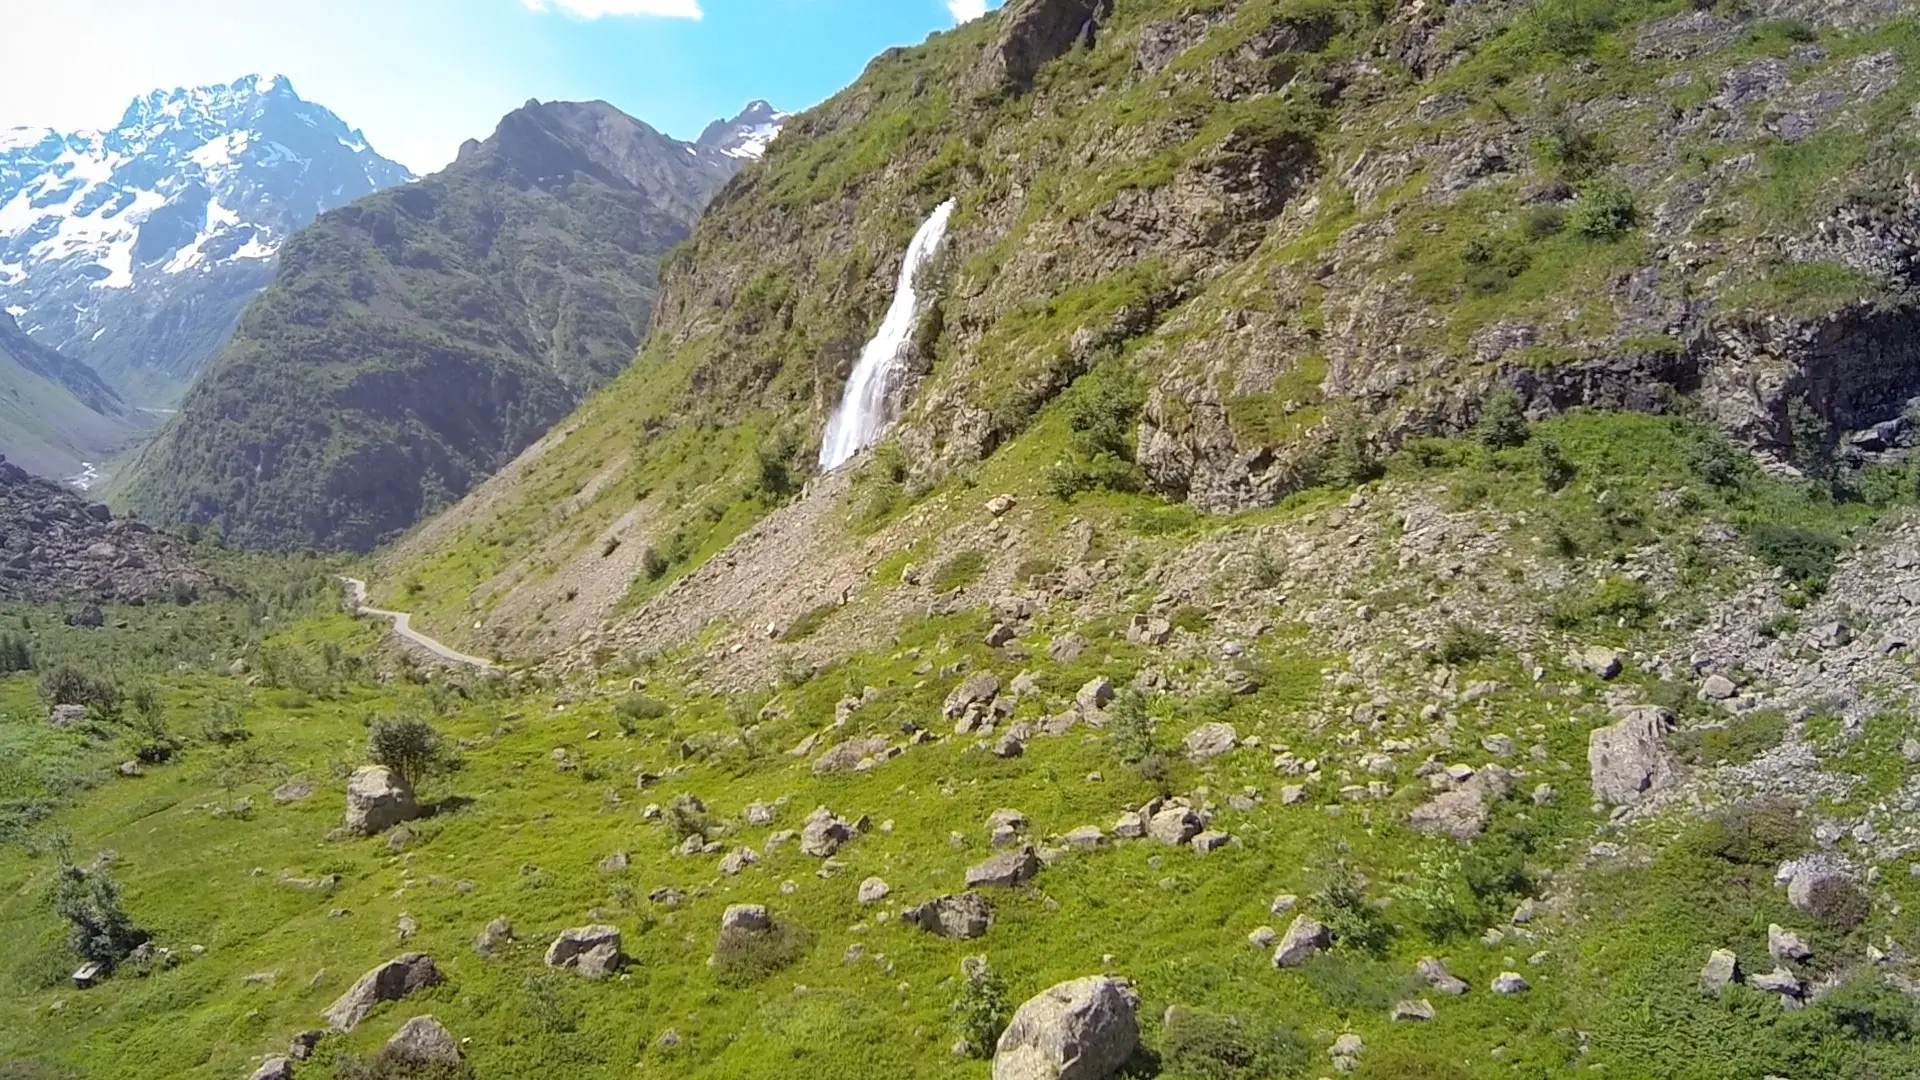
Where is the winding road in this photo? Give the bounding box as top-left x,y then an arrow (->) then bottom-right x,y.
341,577 -> 497,671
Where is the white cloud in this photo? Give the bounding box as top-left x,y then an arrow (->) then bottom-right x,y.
520,0 -> 703,17
947,0 -> 988,20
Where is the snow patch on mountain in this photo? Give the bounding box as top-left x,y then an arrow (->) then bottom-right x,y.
695,100 -> 789,162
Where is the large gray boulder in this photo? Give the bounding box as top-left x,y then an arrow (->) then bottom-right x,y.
992,975 -> 1140,1080
1408,787 -> 1491,841
967,846 -> 1042,889
545,925 -> 622,976
1183,722 -> 1238,763
343,765 -> 419,836
1147,806 -> 1202,846
906,892 -> 994,939
1271,915 -> 1331,968
322,953 -> 442,1031
944,673 -> 1001,720
384,1016 -> 461,1064
1587,707 -> 1675,806
248,1058 -> 293,1080
800,806 -> 854,857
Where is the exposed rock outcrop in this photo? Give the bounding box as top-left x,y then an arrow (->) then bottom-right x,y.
322,953 -> 442,1032
992,975 -> 1139,1080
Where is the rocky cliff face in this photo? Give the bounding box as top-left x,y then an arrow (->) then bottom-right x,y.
0,454 -> 212,605
118,100 -> 779,553
0,75 -> 412,406
633,0 -> 1920,510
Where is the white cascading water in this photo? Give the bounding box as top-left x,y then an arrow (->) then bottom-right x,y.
818,198 -> 958,471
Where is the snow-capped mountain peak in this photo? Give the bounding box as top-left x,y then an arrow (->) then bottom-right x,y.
0,74 -> 412,402
695,99 -> 790,162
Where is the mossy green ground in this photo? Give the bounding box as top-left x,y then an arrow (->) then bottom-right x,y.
7,412 -> 1920,1080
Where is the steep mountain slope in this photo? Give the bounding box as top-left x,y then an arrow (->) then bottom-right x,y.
0,74 -> 412,405
118,100 -> 781,553
387,0 -> 1920,665
0,453 -> 212,604
0,311 -> 142,481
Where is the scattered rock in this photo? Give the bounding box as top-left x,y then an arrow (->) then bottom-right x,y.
1768,924 -> 1811,962
1700,948 -> 1740,994
1271,915 -> 1331,968
992,975 -> 1139,1080
342,766 -> 419,837
720,904 -> 771,933
384,1016 -> 461,1064
906,893 -> 993,940
1587,707 -> 1675,806
1190,830 -> 1231,854
1575,645 -> 1623,680
287,1030 -> 324,1061
813,734 -> 891,775
47,704 -> 87,729
544,925 -> 623,977
1112,811 -> 1147,839
858,877 -> 891,905
744,801 -> 777,826
1330,1032 -> 1364,1073
718,847 -> 759,875
598,851 -> 629,874
800,806 -> 854,857
1147,806 -> 1202,846
1417,956 -> 1469,995
1183,722 -> 1238,763
967,846 -> 1041,888
986,494 -> 1016,517
271,779 -> 315,804
248,1057 -> 294,1080
944,673 -> 1001,721
1390,999 -> 1434,1022
1490,972 -> 1529,994
323,953 -> 442,1032
473,917 -> 512,957
1075,677 -> 1115,713
1699,674 -> 1738,701
1062,825 -> 1107,850
1749,967 -> 1802,999
1248,926 -> 1276,948
1409,787 -> 1491,841
1049,633 -> 1090,663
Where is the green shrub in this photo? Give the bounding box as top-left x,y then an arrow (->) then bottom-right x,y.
712,919 -> 808,987
199,701 -> 252,746
52,861 -> 149,972
0,631 -> 32,674
1687,799 -> 1807,866
640,546 -> 670,581
1161,1008 -> 1310,1080
1014,557 -> 1059,584
949,957 -> 1011,1059
1804,875 -> 1871,931
666,794 -> 709,842
929,550 -> 987,593
1522,204 -> 1568,240
1313,862 -> 1394,956
1044,361 -> 1145,499
1551,575 -> 1655,629
1536,436 -> 1575,490
1570,178 -> 1638,239
778,603 -> 838,643
1476,388 -> 1530,449
1748,523 -> 1841,590
1322,423 -> 1382,487
37,666 -> 119,712
1461,234 -> 1531,294
367,716 -> 456,789
1673,710 -> 1787,767
1108,691 -> 1155,765
334,1048 -> 476,1080
1431,623 -> 1499,666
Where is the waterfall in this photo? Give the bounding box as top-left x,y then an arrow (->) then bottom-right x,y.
818,198 -> 958,471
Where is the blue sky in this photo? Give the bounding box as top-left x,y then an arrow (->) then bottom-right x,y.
0,0 -> 1003,173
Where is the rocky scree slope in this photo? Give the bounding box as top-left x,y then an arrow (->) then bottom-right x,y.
0,310 -> 142,481
118,100 -> 777,554
0,454 -> 212,604
387,0 -> 1920,660
0,74 -> 411,406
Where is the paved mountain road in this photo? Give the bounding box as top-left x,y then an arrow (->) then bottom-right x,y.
341,577 -> 496,671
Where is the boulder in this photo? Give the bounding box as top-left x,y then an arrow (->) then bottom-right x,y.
1062,825 -> 1107,850
1587,707 -> 1674,806
271,779 -> 316,804
1048,633 -> 1090,663
248,1057 -> 294,1080
973,0 -> 1108,95
473,917 -> 513,957
744,800 -> 777,825
47,704 -> 87,728
1183,722 -> 1238,762
1767,924 -> 1811,962
1416,956 -> 1468,995
343,765 -> 419,836
1750,967 -> 1802,998
813,734 -> 891,775
1112,811 -> 1147,839
287,1030 -> 324,1061
323,953 -> 442,1032
1700,949 -> 1740,994
967,846 -> 1041,888
544,925 -> 622,973
858,877 -> 891,905
720,904 -> 771,933
1491,972 -> 1529,994
575,942 -> 623,979
944,673 -> 1002,720
1190,830 -> 1231,854
1147,806 -> 1202,846
906,893 -> 994,939
1699,674 -> 1737,701
384,1016 -> 460,1064
1408,787 -> 1491,841
1575,645 -> 1623,679
1271,915 -> 1331,968
1075,677 -> 1115,713
1390,999 -> 1435,1022
992,975 -> 1139,1080
800,806 -> 854,857
1786,862 -> 1867,924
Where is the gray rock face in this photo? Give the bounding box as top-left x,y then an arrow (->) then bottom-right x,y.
1271,915 -> 1331,968
342,765 -> 420,836
800,806 -> 854,857
1147,806 -> 1202,846
1587,707 -> 1675,806
322,953 -> 442,1032
1700,948 -> 1740,994
907,893 -> 994,939
544,925 -> 622,974
967,846 -> 1041,889
992,975 -> 1140,1080
384,1016 -> 461,1064
1183,722 -> 1238,762
720,904 -> 770,932
1417,956 -> 1469,995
